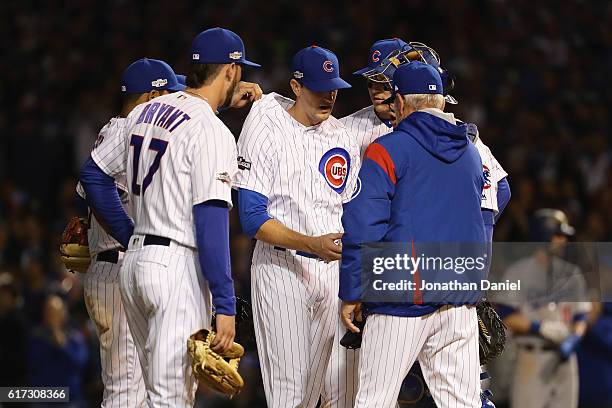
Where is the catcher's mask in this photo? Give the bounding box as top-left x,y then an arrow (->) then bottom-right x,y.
364,42 -> 457,105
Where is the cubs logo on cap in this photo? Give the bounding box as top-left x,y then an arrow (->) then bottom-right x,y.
291,46 -> 351,92
319,148 -> 351,194
353,38 -> 409,76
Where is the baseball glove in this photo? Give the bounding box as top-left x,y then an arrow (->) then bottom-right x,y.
477,300 -> 507,365
340,317 -> 366,349
187,329 -> 245,397
59,217 -> 90,273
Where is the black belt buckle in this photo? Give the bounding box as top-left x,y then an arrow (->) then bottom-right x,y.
143,235 -> 171,247
96,250 -> 119,264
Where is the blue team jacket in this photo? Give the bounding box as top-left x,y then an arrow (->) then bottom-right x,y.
339,110 -> 486,317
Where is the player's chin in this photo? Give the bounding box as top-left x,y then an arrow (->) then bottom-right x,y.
315,106 -> 333,120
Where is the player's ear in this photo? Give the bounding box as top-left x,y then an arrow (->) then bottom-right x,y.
394,94 -> 404,119
289,79 -> 302,98
225,63 -> 238,82
147,90 -> 161,101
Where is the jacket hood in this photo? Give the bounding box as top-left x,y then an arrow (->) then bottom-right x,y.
397,110 -> 469,163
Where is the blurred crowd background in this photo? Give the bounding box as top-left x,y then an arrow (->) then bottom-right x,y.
0,0 -> 611,406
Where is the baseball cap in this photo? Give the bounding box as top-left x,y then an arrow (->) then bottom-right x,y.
191,27 -> 260,67
176,74 -> 187,87
291,46 -> 351,92
121,58 -> 186,94
391,61 -> 443,97
353,38 -> 409,76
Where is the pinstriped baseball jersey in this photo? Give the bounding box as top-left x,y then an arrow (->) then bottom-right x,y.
78,117 -> 131,256
76,181 -> 129,256
319,105 -> 391,408
114,91 -> 237,248
470,130 -> 508,213
234,93 -> 360,236
91,117 -> 130,186
235,93 -> 359,408
79,117 -> 146,407
339,105 -> 392,157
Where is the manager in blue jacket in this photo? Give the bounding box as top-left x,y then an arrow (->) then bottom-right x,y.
339,62 -> 486,408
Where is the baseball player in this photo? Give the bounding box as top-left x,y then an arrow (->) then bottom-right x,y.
360,41 -> 510,225
321,38 -> 407,408
234,45 -> 359,408
496,209 -> 590,408
80,27 -> 262,407
340,62 -> 486,408
325,40 -> 511,408
76,58 -> 185,408
367,45 -> 511,408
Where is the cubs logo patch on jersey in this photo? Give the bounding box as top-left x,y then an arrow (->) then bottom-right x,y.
319,147 -> 350,194
483,164 -> 491,190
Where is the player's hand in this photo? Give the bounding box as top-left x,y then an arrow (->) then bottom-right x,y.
211,314 -> 236,353
309,233 -> 343,262
341,302 -> 362,333
559,334 -> 581,360
229,82 -> 263,109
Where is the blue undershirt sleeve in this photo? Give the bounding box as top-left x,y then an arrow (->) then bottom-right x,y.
193,200 -> 236,316
79,156 -> 133,247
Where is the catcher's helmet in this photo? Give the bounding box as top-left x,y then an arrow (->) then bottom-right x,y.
530,208 -> 575,242
362,42 -> 457,104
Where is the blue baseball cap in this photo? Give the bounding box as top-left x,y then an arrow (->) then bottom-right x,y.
191,28 -> 260,67
392,61 -> 443,96
121,58 -> 185,94
291,46 -> 351,92
353,38 -> 409,76
176,74 -> 186,87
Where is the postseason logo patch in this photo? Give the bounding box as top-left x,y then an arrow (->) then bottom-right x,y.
319,148 -> 350,194
237,156 -> 251,171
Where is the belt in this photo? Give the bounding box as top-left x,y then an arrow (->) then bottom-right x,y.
96,250 -> 121,264
143,235 -> 171,247
273,246 -> 319,259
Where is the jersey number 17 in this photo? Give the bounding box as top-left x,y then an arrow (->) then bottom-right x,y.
130,134 -> 168,196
